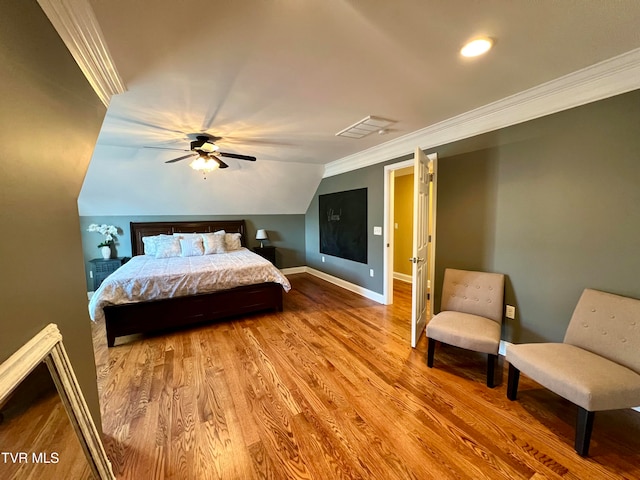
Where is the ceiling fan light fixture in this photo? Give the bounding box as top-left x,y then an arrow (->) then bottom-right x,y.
189,155 -> 219,173
199,142 -> 220,153
460,37 -> 493,57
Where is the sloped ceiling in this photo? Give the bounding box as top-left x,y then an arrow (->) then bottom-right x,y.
73,0 -> 640,215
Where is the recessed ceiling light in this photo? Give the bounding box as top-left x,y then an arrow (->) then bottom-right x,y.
460,37 -> 493,57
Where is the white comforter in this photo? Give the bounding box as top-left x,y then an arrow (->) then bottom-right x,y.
88,248 -> 291,322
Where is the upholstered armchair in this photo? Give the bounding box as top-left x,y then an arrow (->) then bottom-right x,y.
506,288 -> 640,456
426,268 -> 505,388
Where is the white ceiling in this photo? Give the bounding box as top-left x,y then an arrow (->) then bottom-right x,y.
75,0 -> 640,215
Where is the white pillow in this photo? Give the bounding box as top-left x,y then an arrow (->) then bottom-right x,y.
173,232 -> 202,239
180,236 -> 205,257
201,232 -> 227,254
155,236 -> 182,258
225,232 -> 242,251
142,234 -> 172,256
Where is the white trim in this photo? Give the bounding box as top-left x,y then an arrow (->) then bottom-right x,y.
0,324 -> 115,479
305,267 -> 385,304
0,324 -> 62,403
499,339 -> 510,357
383,159 -> 414,305
37,0 -> 126,106
324,48 -> 640,178
281,266 -> 307,275
393,272 -> 413,284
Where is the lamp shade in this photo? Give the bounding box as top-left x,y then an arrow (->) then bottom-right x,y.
256,229 -> 268,241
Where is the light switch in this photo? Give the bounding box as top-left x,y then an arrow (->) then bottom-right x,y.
373,226 -> 382,235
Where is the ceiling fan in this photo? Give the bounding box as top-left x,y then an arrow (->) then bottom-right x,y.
148,135 -> 257,169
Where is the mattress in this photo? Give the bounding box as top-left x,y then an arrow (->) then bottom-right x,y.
89,248 -> 291,322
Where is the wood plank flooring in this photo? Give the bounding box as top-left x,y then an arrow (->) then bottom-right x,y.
0,364 -> 94,479
92,274 -> 640,479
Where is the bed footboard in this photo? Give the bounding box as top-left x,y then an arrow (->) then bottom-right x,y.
104,282 -> 283,347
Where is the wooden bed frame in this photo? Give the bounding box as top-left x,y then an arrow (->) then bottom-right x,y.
103,220 -> 283,347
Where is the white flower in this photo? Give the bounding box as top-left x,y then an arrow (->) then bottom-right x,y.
87,224 -> 119,246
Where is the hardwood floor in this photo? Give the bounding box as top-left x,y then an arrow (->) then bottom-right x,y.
0,365 -> 93,479
92,274 -> 640,479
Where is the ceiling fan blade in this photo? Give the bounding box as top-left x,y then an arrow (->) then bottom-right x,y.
219,152 -> 257,161
145,146 -> 190,152
212,156 -> 229,169
165,153 -> 196,164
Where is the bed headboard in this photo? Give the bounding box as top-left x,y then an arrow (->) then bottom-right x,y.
130,220 -> 247,256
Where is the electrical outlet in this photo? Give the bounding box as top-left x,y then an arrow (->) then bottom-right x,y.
370,269 -> 374,277
506,305 -> 516,319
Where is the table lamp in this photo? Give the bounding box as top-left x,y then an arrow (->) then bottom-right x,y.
256,229 -> 268,248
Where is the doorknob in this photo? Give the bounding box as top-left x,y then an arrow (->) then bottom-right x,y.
409,257 -> 425,264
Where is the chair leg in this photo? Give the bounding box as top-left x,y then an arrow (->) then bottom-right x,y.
427,337 -> 435,367
486,353 -> 498,388
575,407 -> 595,457
507,363 -> 520,400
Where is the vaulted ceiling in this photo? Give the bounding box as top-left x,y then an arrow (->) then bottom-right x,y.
62,0 -> 640,215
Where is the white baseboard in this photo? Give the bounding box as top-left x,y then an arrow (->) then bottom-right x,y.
393,272 -> 413,283
304,267 -> 385,304
499,340 -> 510,357
281,266 -> 307,275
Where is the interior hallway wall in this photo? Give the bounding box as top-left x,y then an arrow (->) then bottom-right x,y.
0,0 -> 106,426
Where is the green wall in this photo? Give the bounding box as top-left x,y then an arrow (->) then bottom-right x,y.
305,155 -> 412,292
306,89 -> 640,344
435,88 -> 640,343
80,214 -> 306,290
0,0 -> 106,426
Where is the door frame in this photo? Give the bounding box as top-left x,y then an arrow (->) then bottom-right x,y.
383,159 -> 413,305
382,154 -> 437,309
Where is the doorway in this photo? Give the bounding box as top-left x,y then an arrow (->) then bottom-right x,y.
383,151 -> 437,345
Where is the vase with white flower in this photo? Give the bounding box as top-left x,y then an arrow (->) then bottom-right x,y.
87,224 -> 119,259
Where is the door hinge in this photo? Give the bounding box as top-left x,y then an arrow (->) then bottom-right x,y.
428,235 -> 432,243
429,173 -> 434,182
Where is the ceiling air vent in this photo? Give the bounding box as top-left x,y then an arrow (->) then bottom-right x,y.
335,115 -> 395,139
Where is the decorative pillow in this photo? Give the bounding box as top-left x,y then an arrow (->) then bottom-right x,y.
180,236 -> 205,257
154,236 -> 182,258
142,234 -> 172,256
173,232 -> 202,239
201,232 -> 227,254
225,232 -> 242,251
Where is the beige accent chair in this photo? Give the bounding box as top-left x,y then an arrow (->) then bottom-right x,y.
506,288 -> 640,456
426,268 -> 505,388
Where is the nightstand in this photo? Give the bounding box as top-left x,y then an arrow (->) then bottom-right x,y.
89,257 -> 128,290
252,246 -> 276,266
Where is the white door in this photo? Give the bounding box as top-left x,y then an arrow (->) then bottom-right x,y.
410,147 -> 430,348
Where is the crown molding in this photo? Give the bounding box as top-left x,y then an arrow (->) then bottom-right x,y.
324,47 -> 640,178
37,0 -> 126,107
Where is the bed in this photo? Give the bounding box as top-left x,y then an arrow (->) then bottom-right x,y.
89,220 -> 290,347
